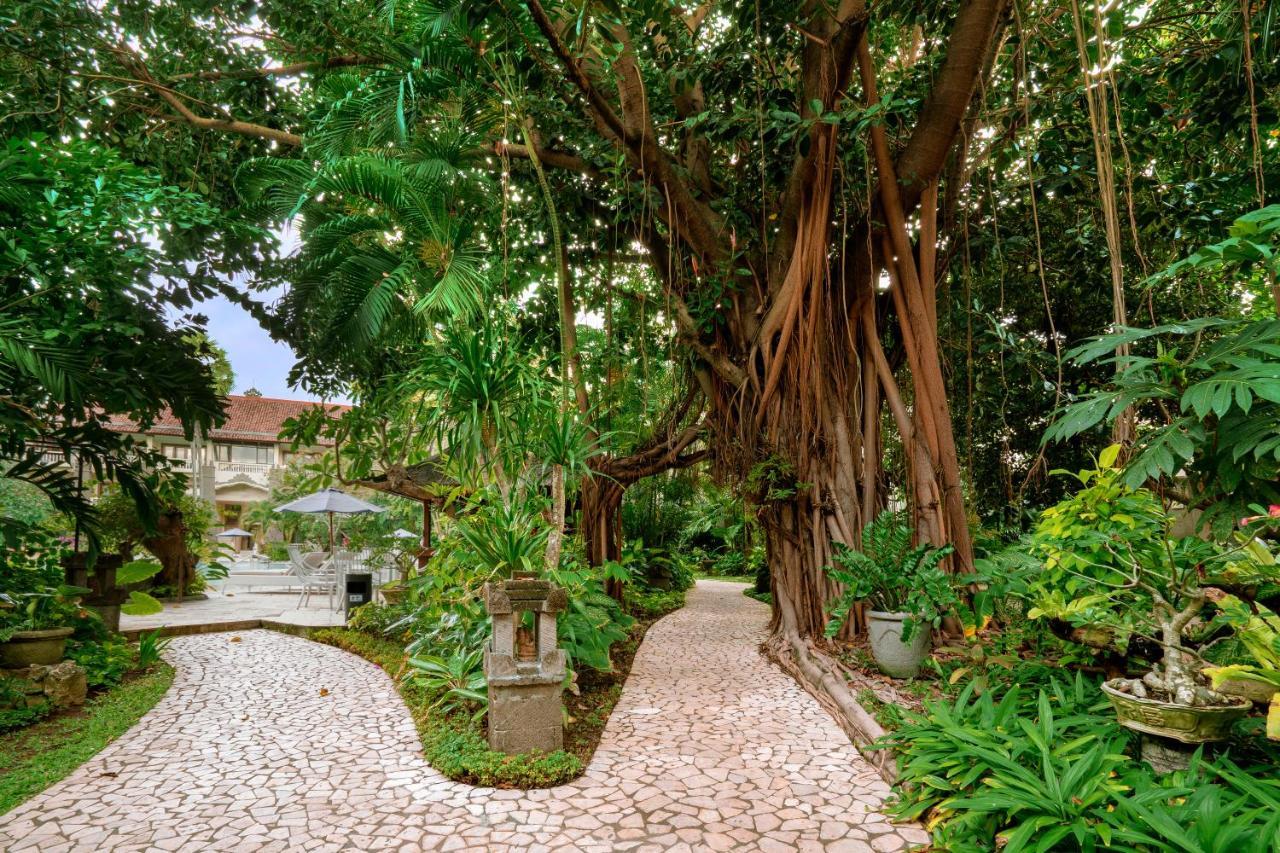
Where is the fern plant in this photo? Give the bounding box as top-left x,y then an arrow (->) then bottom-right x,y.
823,511 -> 957,642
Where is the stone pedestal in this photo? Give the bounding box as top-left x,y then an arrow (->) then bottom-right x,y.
483,577 -> 567,754
63,553 -> 126,632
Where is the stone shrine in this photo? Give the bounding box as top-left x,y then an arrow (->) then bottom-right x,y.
482,575 -> 567,754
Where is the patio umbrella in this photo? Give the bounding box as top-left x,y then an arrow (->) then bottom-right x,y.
216,527 -> 253,551
275,488 -> 385,552
391,528 -> 419,539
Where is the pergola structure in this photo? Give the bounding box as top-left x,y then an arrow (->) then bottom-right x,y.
354,458 -> 456,567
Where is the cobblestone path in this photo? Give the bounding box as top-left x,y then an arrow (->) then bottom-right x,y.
0,580 -> 925,852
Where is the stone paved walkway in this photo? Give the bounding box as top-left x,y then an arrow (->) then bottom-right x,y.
0,580 -> 925,852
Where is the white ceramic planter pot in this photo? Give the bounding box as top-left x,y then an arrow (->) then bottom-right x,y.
867,610 -> 931,678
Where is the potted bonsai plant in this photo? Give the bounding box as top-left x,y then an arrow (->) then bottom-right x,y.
1026,453 -> 1252,744
823,511 -> 958,678
1097,545 -> 1253,743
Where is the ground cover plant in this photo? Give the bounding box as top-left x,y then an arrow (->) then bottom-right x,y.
316,567 -> 687,788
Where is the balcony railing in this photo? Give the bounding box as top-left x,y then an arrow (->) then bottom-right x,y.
215,461 -> 274,476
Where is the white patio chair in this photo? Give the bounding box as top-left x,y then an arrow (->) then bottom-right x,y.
291,546 -> 337,610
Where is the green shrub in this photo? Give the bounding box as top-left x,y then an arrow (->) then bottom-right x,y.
265,542 -> 290,562
424,723 -> 581,788
0,701 -> 50,733
0,677 -> 51,733
627,587 -> 686,620
67,637 -> 134,688
884,672 -> 1280,851
346,602 -> 414,637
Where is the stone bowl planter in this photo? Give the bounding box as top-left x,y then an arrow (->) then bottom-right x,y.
867,610 -> 931,679
1101,679 -> 1251,743
380,585 -> 407,606
0,627 -> 75,668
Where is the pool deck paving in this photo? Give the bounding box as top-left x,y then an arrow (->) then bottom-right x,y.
0,580 -> 925,852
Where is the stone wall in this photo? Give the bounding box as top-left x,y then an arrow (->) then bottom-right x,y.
1,661 -> 88,710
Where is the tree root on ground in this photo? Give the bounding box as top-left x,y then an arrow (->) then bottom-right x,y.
763,629 -> 900,783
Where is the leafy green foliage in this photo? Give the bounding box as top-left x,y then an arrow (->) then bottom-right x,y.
135,630 -> 171,671
1033,449 -> 1167,582
547,563 -> 634,673
0,698 -> 51,734
406,650 -> 487,717
67,637 -> 134,689
0,137 -> 226,540
1045,209 -> 1280,533
1109,758 -> 1280,852
885,674 -> 1280,851
823,511 -> 958,642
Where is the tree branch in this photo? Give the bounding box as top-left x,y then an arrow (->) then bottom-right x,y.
491,141 -> 602,179
166,55 -> 381,83
893,0 -> 1011,208
116,46 -> 303,147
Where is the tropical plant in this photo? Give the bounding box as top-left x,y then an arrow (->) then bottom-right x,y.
0,136 -> 226,541
1205,597 -> 1280,739
546,563 -> 634,674
135,629 -> 172,670
454,499 -> 549,578
1045,209 -> 1280,536
406,649 -> 488,718
885,675 -> 1131,851
67,636 -> 134,688
823,511 -> 958,642
1109,756 -> 1280,853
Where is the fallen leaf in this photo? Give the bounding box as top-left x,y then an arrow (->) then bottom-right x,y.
99,771 -> 118,778
319,688 -> 330,697
229,636 -> 242,643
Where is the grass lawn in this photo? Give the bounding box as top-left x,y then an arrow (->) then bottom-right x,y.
697,574 -> 754,584
0,664 -> 175,816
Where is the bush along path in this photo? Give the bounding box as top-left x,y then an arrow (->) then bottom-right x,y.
0,580 -> 924,851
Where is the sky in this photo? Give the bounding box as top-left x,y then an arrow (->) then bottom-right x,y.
194,224 -> 348,404
199,289 -> 316,400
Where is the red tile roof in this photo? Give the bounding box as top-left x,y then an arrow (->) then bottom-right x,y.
106,395 -> 349,445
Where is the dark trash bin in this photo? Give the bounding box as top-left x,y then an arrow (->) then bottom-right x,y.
344,573 -> 373,614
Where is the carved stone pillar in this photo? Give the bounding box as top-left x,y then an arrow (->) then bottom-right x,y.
483,576 -> 567,754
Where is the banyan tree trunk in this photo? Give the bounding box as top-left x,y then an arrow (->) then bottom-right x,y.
581,476 -> 625,598
141,509 -> 197,594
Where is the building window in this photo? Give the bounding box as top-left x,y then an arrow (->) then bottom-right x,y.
214,444 -> 275,465
161,444 -> 191,461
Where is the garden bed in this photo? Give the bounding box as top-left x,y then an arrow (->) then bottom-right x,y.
824,628 -> 1280,850
312,586 -> 686,788
0,663 -> 174,815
